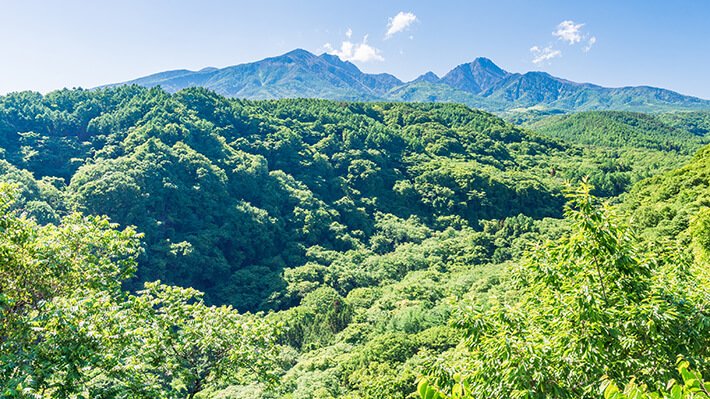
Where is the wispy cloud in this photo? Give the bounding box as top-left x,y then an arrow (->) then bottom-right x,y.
385,11 -> 417,38
530,45 -> 562,64
553,20 -> 585,44
324,33 -> 384,62
530,19 -> 596,64
553,20 -> 596,52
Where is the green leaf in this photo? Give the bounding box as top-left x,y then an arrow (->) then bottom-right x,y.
603,380 -> 620,399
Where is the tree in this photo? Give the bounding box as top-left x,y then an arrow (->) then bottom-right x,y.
421,182 -> 709,399
0,182 -> 142,397
418,360 -> 710,399
119,282 -> 280,399
0,183 -> 279,398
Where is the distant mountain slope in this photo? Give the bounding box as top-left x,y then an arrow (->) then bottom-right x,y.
109,49 -> 402,100
421,59 -> 710,112
385,81 -> 507,110
104,49 -> 710,112
412,71 -> 440,84
528,111 -> 710,152
657,110 -> 710,136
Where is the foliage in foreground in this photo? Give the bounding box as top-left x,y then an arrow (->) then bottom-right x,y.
420,182 -> 709,399
419,359 -> 709,399
0,183 -> 278,398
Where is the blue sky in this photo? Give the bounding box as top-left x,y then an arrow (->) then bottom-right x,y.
2,0 -> 709,98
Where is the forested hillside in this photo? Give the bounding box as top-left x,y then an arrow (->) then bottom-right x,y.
0,87 -> 707,399
0,86 -> 564,309
0,86 -> 670,309
527,110 -> 710,152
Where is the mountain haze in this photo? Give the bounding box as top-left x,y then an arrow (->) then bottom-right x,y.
106,49 -> 710,113
109,49 -> 402,101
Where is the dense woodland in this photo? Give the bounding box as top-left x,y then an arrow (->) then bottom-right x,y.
1,87 -> 708,398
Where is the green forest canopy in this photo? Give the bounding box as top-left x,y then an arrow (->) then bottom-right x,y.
0,87 -> 707,398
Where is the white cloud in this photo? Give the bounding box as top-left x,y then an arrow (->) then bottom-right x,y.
385,11 -> 417,38
529,20 -> 595,65
324,33 -> 384,63
553,20 -> 585,44
530,45 -> 562,64
345,28 -> 352,39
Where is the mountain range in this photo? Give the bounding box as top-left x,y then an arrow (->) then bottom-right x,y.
105,49 -> 710,113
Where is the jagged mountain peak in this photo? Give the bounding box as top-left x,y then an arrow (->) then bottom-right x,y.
275,48 -> 318,60
103,49 -> 710,112
470,57 -> 507,74
412,71 -> 440,83
440,57 -> 511,94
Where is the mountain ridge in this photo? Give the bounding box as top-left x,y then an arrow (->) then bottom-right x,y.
103,49 -> 710,113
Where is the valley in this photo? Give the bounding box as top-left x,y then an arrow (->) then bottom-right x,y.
1,85 -> 708,398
